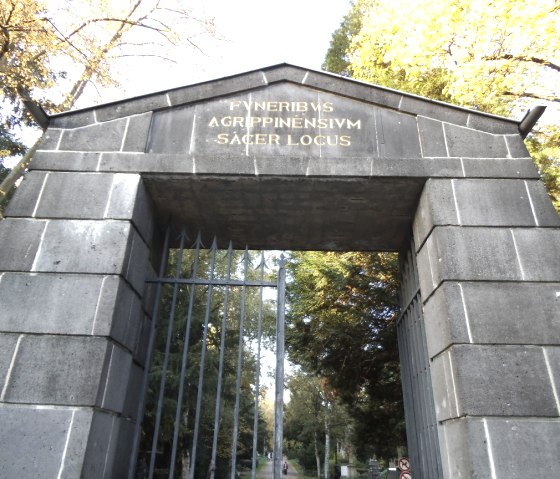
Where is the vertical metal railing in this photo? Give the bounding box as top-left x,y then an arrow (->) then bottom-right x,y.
273,255 -> 286,479
132,228 -> 284,479
398,238 -> 443,479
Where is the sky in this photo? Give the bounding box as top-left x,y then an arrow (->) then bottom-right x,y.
77,0 -> 352,108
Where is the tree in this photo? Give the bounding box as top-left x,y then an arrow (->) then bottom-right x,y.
346,0 -> 559,114
321,6 -> 362,76
285,252 -> 406,461
324,0 -> 560,210
284,372 -> 351,478
1,0 -> 215,113
1,0 -> 215,215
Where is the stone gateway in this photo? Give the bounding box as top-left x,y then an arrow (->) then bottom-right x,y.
0,64 -> 559,478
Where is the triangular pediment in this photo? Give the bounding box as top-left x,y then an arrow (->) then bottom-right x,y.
30,63 -> 543,251
45,63 -> 528,162
48,63 -> 522,135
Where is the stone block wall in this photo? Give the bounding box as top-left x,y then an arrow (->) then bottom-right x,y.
414,177 -> 560,478
0,167 -> 157,477
1,64 -> 559,478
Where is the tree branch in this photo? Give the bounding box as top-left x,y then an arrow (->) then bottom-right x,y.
503,91 -> 560,103
485,53 -> 560,72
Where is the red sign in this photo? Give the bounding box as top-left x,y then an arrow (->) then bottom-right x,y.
398,457 -> 410,472
400,472 -> 412,479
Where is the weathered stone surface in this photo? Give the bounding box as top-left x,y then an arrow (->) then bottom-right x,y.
81,412 -> 135,478
444,123 -> 509,158
432,344 -> 558,420
50,110 -> 97,129
167,71 -> 268,106
461,157 -> 539,178
418,117 -> 448,158
0,273 -> 105,335
511,228 -> 560,281
505,134 -> 530,157
122,227 -> 151,295
31,219 -> 131,275
35,128 -> 62,150
400,95 -> 470,126
3,335 -> 109,405
99,152 -> 194,173
0,405 -> 92,479
31,151 -> 101,172
378,109 -> 421,158
58,118 -> 128,152
33,172 -> 114,219
95,94 -> 168,123
123,363 -> 144,419
0,333 -> 19,388
100,343 -> 132,412
0,218 -> 46,271
544,346 -> 560,405
436,178 -> 560,227
4,170 -> 48,217
122,112 -> 152,152
441,418 -> 560,478
424,282 -> 560,358
263,64 -> 308,84
416,226 -> 523,297
466,112 -> 519,134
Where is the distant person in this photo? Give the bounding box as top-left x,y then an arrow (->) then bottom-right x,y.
283,462 -> 288,475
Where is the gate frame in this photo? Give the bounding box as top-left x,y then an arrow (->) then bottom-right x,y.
0,64 -> 558,478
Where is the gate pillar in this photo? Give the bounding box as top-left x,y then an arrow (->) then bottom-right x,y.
0,169 -> 157,477
413,177 -> 560,477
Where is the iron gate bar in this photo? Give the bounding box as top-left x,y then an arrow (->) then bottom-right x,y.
189,237 -> 219,479
251,252 -> 266,479
128,226 -> 171,479
209,243 -> 234,479
273,255 -> 286,479
398,239 -> 443,479
168,232 -> 203,478
230,248 -> 249,479
149,230 -> 188,478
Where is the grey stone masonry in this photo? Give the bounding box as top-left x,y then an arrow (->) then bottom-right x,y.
31,64 -> 533,182
414,178 -> 560,478
0,167 -> 157,477
1,64 -> 558,478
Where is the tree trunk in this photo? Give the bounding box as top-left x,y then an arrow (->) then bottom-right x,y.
324,411 -> 330,479
314,430 -> 321,479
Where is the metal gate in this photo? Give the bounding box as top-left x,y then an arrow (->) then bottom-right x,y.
398,238 -> 443,479
130,227 -> 286,479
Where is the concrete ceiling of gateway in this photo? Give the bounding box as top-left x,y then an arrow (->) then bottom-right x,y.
143,175 -> 425,252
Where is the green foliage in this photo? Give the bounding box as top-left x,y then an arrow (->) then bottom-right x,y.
324,0 -> 560,207
1,0 -> 215,136
347,0 -> 559,114
322,4 -> 362,76
525,126 -> 560,212
286,252 -> 405,460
